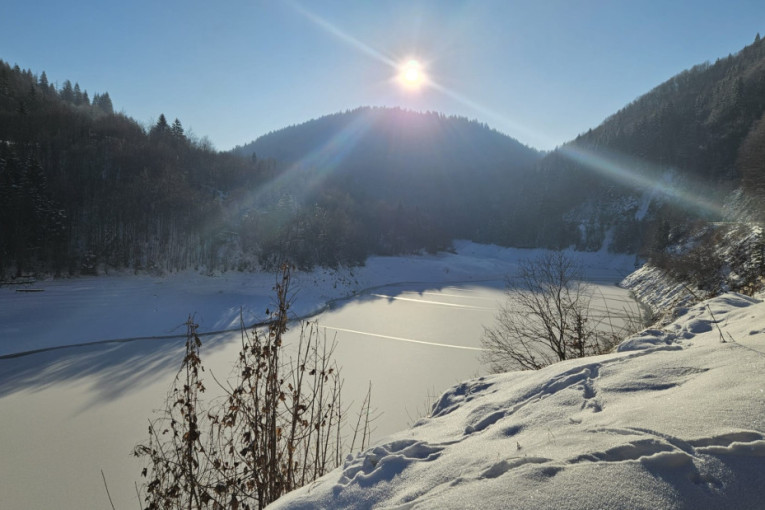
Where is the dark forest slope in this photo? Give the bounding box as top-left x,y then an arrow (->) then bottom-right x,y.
233,108 -> 543,254
0,61 -> 268,276
526,34 -> 765,253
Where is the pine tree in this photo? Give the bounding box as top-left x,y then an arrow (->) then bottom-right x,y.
60,80 -> 74,103
171,118 -> 184,139
101,92 -> 113,113
73,83 -> 83,105
156,113 -> 169,131
93,92 -> 114,114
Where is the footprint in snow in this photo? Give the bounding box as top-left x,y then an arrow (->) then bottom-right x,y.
335,440 -> 446,489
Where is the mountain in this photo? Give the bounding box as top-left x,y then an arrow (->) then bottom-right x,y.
527,34 -> 765,253
233,107 -> 540,182
573,35 -> 765,184
233,107 -> 543,224
231,107 -> 544,263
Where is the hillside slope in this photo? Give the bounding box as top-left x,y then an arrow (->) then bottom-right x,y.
526,34 -> 765,252
270,293 -> 765,510
234,107 -> 541,177
233,107 -> 545,253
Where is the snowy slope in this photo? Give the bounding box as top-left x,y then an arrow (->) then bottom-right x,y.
621,263 -> 698,321
269,293 -> 765,510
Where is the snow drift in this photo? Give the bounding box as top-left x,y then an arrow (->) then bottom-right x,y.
270,293 -> 765,510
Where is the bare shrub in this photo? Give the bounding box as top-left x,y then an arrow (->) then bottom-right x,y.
133,317 -> 210,509
134,265 -> 371,509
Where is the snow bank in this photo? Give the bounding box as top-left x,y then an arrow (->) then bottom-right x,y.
270,293 -> 765,510
621,264 -> 699,321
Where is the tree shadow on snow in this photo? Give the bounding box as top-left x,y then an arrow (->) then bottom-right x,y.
0,331 -> 234,406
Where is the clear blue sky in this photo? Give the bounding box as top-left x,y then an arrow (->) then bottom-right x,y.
2,1 -> 764,151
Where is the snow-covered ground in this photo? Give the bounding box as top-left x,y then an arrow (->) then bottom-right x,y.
0,242 -> 643,509
271,292 -> 765,510
0,241 -> 637,358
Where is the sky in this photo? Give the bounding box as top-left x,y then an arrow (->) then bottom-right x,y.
2,0 -> 764,152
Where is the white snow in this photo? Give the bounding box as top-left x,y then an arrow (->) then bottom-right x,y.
270,292 -> 765,509
621,263 -> 700,323
3,242 -> 762,509
0,240 -> 636,358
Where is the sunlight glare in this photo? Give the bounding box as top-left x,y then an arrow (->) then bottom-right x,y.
287,1 -> 546,144
400,59 -> 425,89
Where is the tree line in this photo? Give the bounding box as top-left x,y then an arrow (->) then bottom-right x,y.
4,32 -> 765,279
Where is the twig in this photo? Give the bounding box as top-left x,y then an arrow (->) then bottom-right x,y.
101,469 -> 116,510
134,481 -> 142,510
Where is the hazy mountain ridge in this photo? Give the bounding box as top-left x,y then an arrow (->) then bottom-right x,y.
230,107 -> 545,259
233,107 -> 541,176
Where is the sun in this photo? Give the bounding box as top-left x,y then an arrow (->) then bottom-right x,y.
399,59 -> 425,89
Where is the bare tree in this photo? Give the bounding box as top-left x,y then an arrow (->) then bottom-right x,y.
481,252 -> 609,372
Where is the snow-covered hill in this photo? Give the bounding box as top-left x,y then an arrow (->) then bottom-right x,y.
270,293 -> 765,510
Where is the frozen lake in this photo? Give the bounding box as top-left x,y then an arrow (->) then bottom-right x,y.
310,277 -> 640,439
0,245 -> 641,509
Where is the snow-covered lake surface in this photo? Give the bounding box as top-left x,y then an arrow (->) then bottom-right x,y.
0,242 -> 641,509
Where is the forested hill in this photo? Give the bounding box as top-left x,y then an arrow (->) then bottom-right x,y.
232,107 -> 544,251
572,34 -> 765,185
235,107 -> 543,217
526,34 -> 765,254
233,107 -> 540,178
0,60 -> 268,277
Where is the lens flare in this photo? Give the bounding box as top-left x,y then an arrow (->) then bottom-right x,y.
559,144 -> 724,218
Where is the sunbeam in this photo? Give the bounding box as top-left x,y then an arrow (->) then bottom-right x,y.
287,0 -> 397,68
427,80 -> 545,146
207,111 -> 374,240
558,143 -> 725,218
